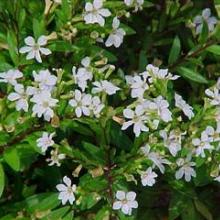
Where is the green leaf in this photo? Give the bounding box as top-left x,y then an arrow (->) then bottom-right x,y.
0,163 -> 5,197
168,35 -> 181,64
198,20 -> 209,44
42,207 -> 70,220
33,18 -> 45,38
206,45 -> 220,55
194,199 -> 213,220
7,31 -> 19,66
25,193 -> 60,213
176,67 -> 208,84
3,147 -> 20,171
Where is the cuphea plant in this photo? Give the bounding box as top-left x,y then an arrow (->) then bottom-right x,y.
0,0 -> 220,219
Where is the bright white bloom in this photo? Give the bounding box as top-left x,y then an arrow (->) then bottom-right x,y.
122,106 -> 149,137
204,124 -> 220,142
214,176 -> 220,182
193,8 -> 217,34
113,191 -> 138,215
105,17 -> 126,48
129,75 -> 149,99
175,93 -> 194,119
141,167 -> 158,186
56,176 -> 76,205
72,57 -> 93,91
33,69 -> 57,91
36,132 -> 55,152
175,157 -> 196,182
154,96 -> 172,122
141,144 -> 170,173
192,131 -> 213,158
0,69 -> 23,85
8,84 -> 33,112
69,89 -> 92,118
19,35 -> 51,63
84,0 -> 111,26
160,129 -> 183,156
124,0 -> 144,11
92,80 -> 120,95
31,91 -> 58,121
146,64 -> 179,80
46,149 -> 65,166
205,87 -> 220,106
89,96 -> 105,118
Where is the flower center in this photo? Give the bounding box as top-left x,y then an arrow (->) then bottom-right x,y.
33,44 -> 40,51
42,101 -> 49,108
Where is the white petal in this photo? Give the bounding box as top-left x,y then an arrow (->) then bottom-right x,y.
63,176 -> 71,187
19,46 -> 32,53
24,36 -> 35,46
113,201 -> 122,210
39,47 -> 52,55
37,35 -> 47,45
116,191 -> 125,200
126,191 -> 136,201
56,184 -> 67,191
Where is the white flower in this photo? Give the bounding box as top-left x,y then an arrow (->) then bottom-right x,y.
204,124 -> 220,143
205,87 -> 220,106
36,132 -> 55,152
113,191 -> 138,215
92,80 -> 120,95
141,144 -> 170,173
56,176 -> 76,205
146,64 -> 179,80
154,96 -> 172,122
105,17 -> 126,48
175,93 -> 194,119
124,0 -> 144,11
19,35 -> 51,63
122,106 -> 149,137
73,57 -> 93,91
8,84 -> 32,112
0,69 -> 23,85
214,176 -> 220,182
69,89 -> 92,118
129,75 -> 149,99
84,0 -> 111,26
192,131 -> 213,158
31,91 -> 58,121
193,8 -> 217,35
160,129 -> 182,156
33,69 -> 57,91
89,96 -> 104,118
141,167 -> 158,187
175,157 -> 196,182
46,149 -> 65,166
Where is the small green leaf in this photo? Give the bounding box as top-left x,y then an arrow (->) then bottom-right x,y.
7,31 -> 19,66
194,199 -> 213,220
33,18 -> 45,38
42,207 -> 70,220
199,20 -> 209,44
206,45 -> 220,55
0,163 -> 5,197
3,147 -> 20,171
168,35 -> 181,64
176,67 -> 208,84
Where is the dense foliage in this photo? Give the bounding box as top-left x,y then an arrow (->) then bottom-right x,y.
1,0 -> 220,219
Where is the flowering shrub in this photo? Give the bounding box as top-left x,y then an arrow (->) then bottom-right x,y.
1,0 -> 220,219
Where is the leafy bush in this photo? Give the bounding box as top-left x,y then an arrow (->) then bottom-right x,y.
0,0 -> 220,219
